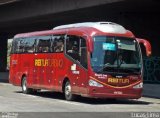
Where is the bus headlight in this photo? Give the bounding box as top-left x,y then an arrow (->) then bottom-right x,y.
89,79 -> 103,87
133,82 -> 143,89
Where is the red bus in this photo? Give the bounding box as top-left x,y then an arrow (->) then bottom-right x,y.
9,22 -> 151,101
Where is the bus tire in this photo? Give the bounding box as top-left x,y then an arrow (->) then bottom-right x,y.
22,76 -> 32,94
64,81 -> 76,101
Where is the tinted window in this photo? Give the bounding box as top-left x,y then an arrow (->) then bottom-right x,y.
11,39 -> 17,54
36,36 -> 51,53
11,38 -> 26,54
66,35 -> 87,69
80,37 -> 87,69
91,36 -> 141,73
52,35 -> 64,53
24,37 -> 36,53
66,35 -> 80,61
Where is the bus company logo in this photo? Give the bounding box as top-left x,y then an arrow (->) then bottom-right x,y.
34,59 -> 63,68
107,78 -> 129,84
71,64 -> 76,71
71,64 -> 80,75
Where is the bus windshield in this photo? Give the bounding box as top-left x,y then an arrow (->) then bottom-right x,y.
91,36 -> 142,74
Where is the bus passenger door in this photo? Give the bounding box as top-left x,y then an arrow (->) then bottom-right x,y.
78,38 -> 88,95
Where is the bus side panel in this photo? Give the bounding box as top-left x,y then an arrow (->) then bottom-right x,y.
33,53 -> 46,88
53,53 -> 81,93
64,56 -> 80,93
78,66 -> 88,95
9,54 -> 16,85
9,54 -> 22,86
54,53 -> 67,92
44,53 -> 56,89
56,54 -> 88,95
34,53 -> 56,89
21,54 -> 35,88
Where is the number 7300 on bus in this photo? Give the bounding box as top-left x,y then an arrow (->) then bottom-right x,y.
9,22 -> 151,101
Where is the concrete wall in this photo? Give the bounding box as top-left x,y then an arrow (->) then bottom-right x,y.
0,0 -> 123,23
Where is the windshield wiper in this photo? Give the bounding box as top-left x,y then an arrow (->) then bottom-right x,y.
119,68 -> 140,75
117,60 -> 123,68
97,63 -> 114,73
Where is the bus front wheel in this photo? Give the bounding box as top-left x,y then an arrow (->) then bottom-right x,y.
64,81 -> 76,101
22,77 -> 32,94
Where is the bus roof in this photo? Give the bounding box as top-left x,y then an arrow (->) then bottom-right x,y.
14,22 -> 135,38
54,22 -> 127,34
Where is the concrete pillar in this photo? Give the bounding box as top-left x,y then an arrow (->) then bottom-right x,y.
0,34 -> 8,72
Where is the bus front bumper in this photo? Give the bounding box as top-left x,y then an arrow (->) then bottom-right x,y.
86,87 -> 142,99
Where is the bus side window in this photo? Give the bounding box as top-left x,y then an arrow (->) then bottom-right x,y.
11,39 -> 17,54
52,35 -> 64,53
66,35 -> 88,69
36,36 -> 52,53
24,38 -> 36,53
13,38 -> 26,53
66,35 -> 80,61
80,37 -> 88,69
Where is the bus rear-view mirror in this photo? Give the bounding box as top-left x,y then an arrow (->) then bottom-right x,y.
136,38 -> 152,57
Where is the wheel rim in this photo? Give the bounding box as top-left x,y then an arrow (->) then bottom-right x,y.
22,79 -> 27,92
65,83 -> 71,97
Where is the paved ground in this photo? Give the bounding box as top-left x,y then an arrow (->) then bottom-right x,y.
1,74 -> 160,118
0,83 -> 160,112
0,83 -> 160,118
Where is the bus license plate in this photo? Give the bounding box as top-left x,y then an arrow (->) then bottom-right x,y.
114,91 -> 123,95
